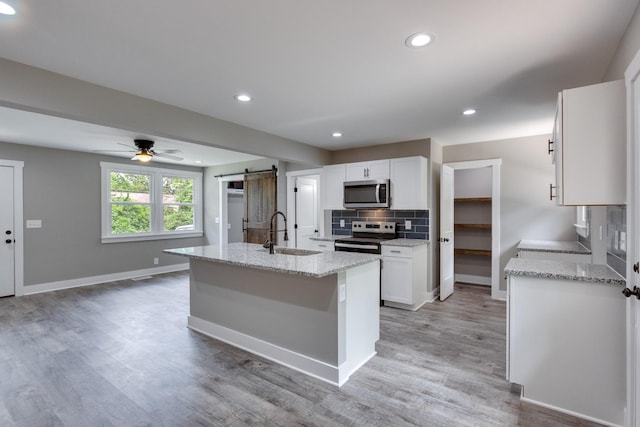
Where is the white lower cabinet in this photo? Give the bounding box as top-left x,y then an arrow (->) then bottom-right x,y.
507,274 -> 625,426
381,244 -> 428,310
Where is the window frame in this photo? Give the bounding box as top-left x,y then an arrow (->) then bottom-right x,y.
100,162 -> 203,243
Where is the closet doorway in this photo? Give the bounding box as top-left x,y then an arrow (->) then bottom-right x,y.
440,159 -> 502,300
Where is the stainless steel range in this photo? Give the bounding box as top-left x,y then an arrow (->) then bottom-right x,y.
334,221 -> 397,254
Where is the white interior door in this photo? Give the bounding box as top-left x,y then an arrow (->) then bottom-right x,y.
0,166 -> 15,297
295,177 -> 318,249
625,49 -> 640,427
440,164 -> 454,300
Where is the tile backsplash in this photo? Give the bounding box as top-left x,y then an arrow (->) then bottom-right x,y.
607,205 -> 626,277
331,209 -> 429,240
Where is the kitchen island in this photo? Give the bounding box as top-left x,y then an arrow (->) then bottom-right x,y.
165,243 -> 381,386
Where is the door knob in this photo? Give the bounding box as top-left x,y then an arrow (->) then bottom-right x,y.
5,230 -> 11,235
622,286 -> 640,299
438,237 -> 450,242
634,262 -> 639,274
5,239 -> 12,244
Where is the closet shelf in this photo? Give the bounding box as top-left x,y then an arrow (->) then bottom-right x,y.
454,197 -> 492,203
454,248 -> 492,257
454,223 -> 491,229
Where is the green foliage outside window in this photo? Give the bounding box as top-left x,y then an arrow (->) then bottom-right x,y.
109,172 -> 195,234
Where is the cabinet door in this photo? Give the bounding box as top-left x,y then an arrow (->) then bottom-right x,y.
322,164 -> 345,210
346,162 -> 368,181
381,256 -> 412,304
366,160 -> 390,180
390,156 -> 428,210
552,93 -> 564,204
556,80 -> 625,205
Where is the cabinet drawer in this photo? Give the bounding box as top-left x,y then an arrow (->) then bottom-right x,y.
382,246 -> 412,257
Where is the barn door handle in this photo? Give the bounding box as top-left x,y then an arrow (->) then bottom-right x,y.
547,139 -> 554,155
438,237 -> 449,243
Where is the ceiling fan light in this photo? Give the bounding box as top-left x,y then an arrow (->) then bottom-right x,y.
132,149 -> 153,162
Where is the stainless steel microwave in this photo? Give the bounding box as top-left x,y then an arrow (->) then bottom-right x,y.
343,179 -> 390,209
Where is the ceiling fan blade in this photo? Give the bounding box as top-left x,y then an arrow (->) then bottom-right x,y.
156,149 -> 183,154
92,149 -> 136,153
153,152 -> 183,161
118,142 -> 135,149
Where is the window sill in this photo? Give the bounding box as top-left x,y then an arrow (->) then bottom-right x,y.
101,231 -> 203,244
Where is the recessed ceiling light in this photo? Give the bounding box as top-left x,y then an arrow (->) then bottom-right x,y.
195,160 -> 203,164
0,1 -> 16,15
463,109 -> 477,116
405,32 -> 432,48
235,94 -> 252,102
332,132 -> 343,138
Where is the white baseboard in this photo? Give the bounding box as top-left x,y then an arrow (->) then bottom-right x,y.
455,274 -> 491,286
22,263 -> 189,296
520,392 -> 622,427
426,287 -> 439,302
492,289 -> 507,301
188,315 -> 367,387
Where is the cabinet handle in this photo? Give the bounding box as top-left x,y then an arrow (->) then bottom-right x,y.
549,184 -> 557,200
390,250 -> 401,253
547,139 -> 554,155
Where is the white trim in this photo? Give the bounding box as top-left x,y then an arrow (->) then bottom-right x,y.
624,47 -> 640,427
217,174 -> 244,246
427,286 -> 439,302
443,159 -> 502,300
286,169 -> 323,246
519,393 -> 622,427
0,160 -> 25,297
188,315 -> 370,387
22,263 -> 188,295
455,274 -> 491,286
100,162 -> 203,243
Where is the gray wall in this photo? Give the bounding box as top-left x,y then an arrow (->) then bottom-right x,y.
0,141 -> 205,287
604,2 -> 640,81
443,134 -> 576,291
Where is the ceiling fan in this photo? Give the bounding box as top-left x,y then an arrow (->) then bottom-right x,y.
93,139 -> 183,162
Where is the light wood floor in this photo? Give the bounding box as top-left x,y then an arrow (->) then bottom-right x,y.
0,272 -> 601,426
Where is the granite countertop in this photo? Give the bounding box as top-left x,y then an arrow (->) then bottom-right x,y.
517,239 -> 591,255
164,243 -> 380,278
381,239 -> 429,247
505,258 -> 625,286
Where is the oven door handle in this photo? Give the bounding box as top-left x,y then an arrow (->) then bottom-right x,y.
335,242 -> 379,250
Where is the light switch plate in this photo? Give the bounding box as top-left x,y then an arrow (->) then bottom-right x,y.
340,219 -> 345,228
405,220 -> 411,230
26,220 -> 42,229
620,231 -> 627,252
339,284 -> 346,302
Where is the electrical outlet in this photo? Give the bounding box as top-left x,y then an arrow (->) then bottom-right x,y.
619,231 -> 627,252
405,220 -> 412,230
340,219 -> 345,228
339,284 -> 346,302
153,257 -> 159,265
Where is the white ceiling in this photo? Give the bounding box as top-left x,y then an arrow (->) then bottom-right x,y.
0,0 -> 638,165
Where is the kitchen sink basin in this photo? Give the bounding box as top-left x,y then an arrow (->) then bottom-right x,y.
259,248 -> 321,256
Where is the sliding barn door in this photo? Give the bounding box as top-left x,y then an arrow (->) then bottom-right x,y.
244,170 -> 277,244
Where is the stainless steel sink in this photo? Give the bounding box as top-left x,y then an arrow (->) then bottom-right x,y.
259,247 -> 321,256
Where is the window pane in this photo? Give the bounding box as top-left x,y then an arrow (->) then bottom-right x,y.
111,204 -> 151,234
164,205 -> 194,231
163,176 -> 194,204
110,172 -> 151,202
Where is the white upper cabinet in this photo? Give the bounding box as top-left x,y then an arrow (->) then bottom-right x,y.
390,156 -> 428,210
345,160 -> 389,181
321,164 -> 346,210
551,80 -> 625,205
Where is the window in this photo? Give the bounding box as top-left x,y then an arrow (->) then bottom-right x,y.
101,162 -> 202,243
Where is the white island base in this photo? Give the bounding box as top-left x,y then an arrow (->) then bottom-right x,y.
187,257 -> 380,387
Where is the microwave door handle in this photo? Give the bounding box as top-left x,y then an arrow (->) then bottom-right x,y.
375,184 -> 381,203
